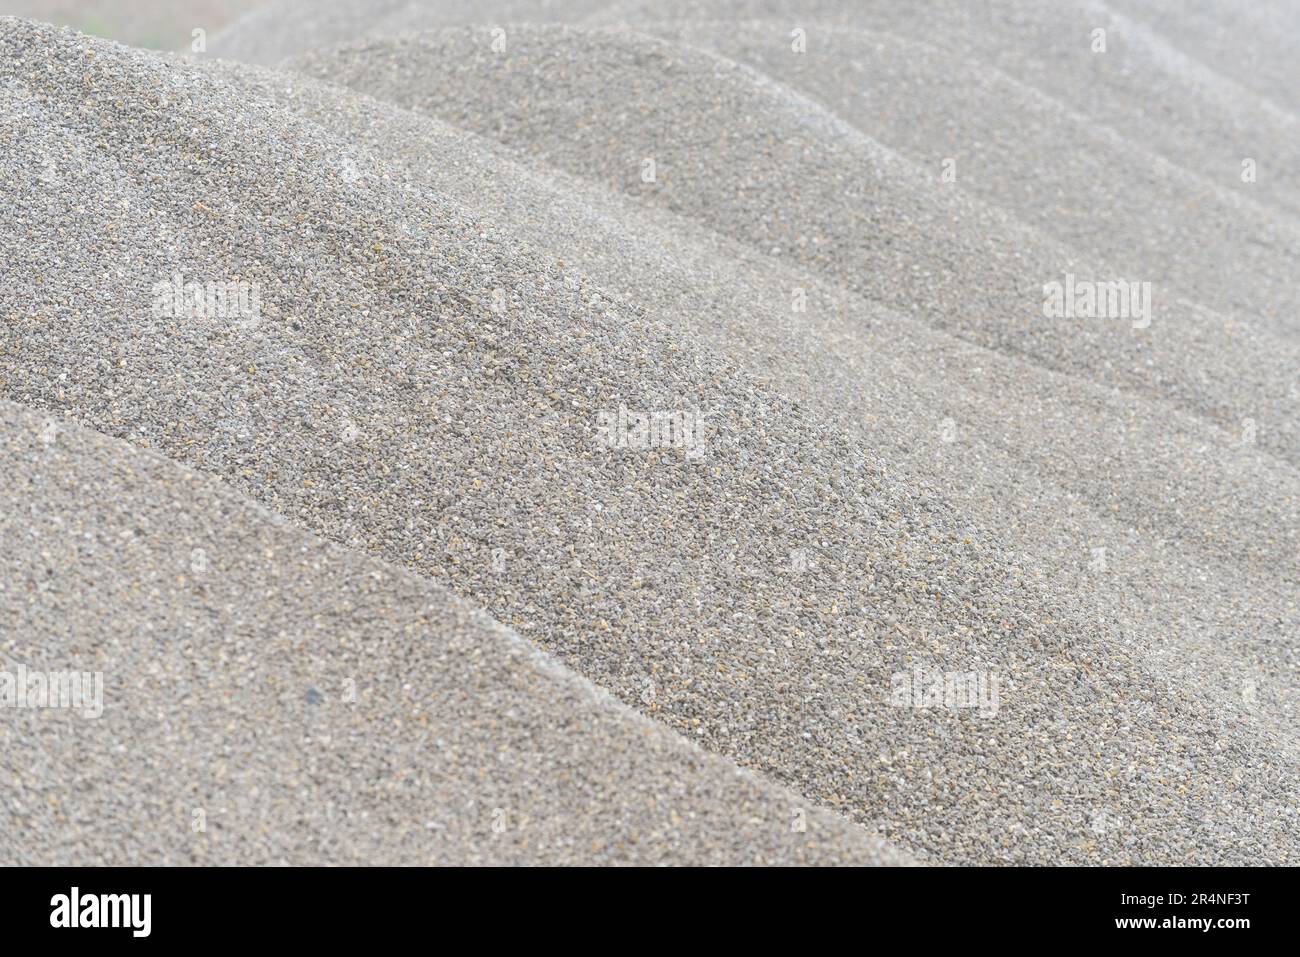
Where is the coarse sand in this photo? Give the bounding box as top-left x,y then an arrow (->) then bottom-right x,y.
0,3 -> 1296,866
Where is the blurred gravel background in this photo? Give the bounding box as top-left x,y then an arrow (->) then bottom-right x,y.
1,0 -> 263,48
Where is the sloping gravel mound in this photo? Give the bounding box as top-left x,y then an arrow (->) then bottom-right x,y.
0,399 -> 909,864
287,26 -> 1300,478
225,60 -> 1298,742
589,0 -> 1300,218
2,20 -> 1295,864
632,19 -> 1300,339
214,0 -> 1300,214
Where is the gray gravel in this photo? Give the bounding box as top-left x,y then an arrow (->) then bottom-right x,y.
213,0 -> 1300,212
632,19 -> 1300,341
0,8 -> 1296,866
286,26 -> 1300,567
225,56 -> 1298,738
0,400 -> 908,864
588,0 -> 1300,217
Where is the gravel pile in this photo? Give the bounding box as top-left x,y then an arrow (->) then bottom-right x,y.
1,7 -> 1296,865
631,19 -> 1300,339
0,400 -> 907,864
587,0 -> 1300,216
287,27 -> 1300,564
224,60 -> 1298,744
214,0 -> 1300,213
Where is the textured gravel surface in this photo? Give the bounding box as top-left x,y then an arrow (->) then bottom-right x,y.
288,27 -> 1300,571
213,0 -> 1300,211
0,4 -> 1297,866
632,19 -> 1300,338
288,26 -> 1300,475
0,400 -> 907,864
589,0 -> 1300,216
224,58 -> 1298,738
